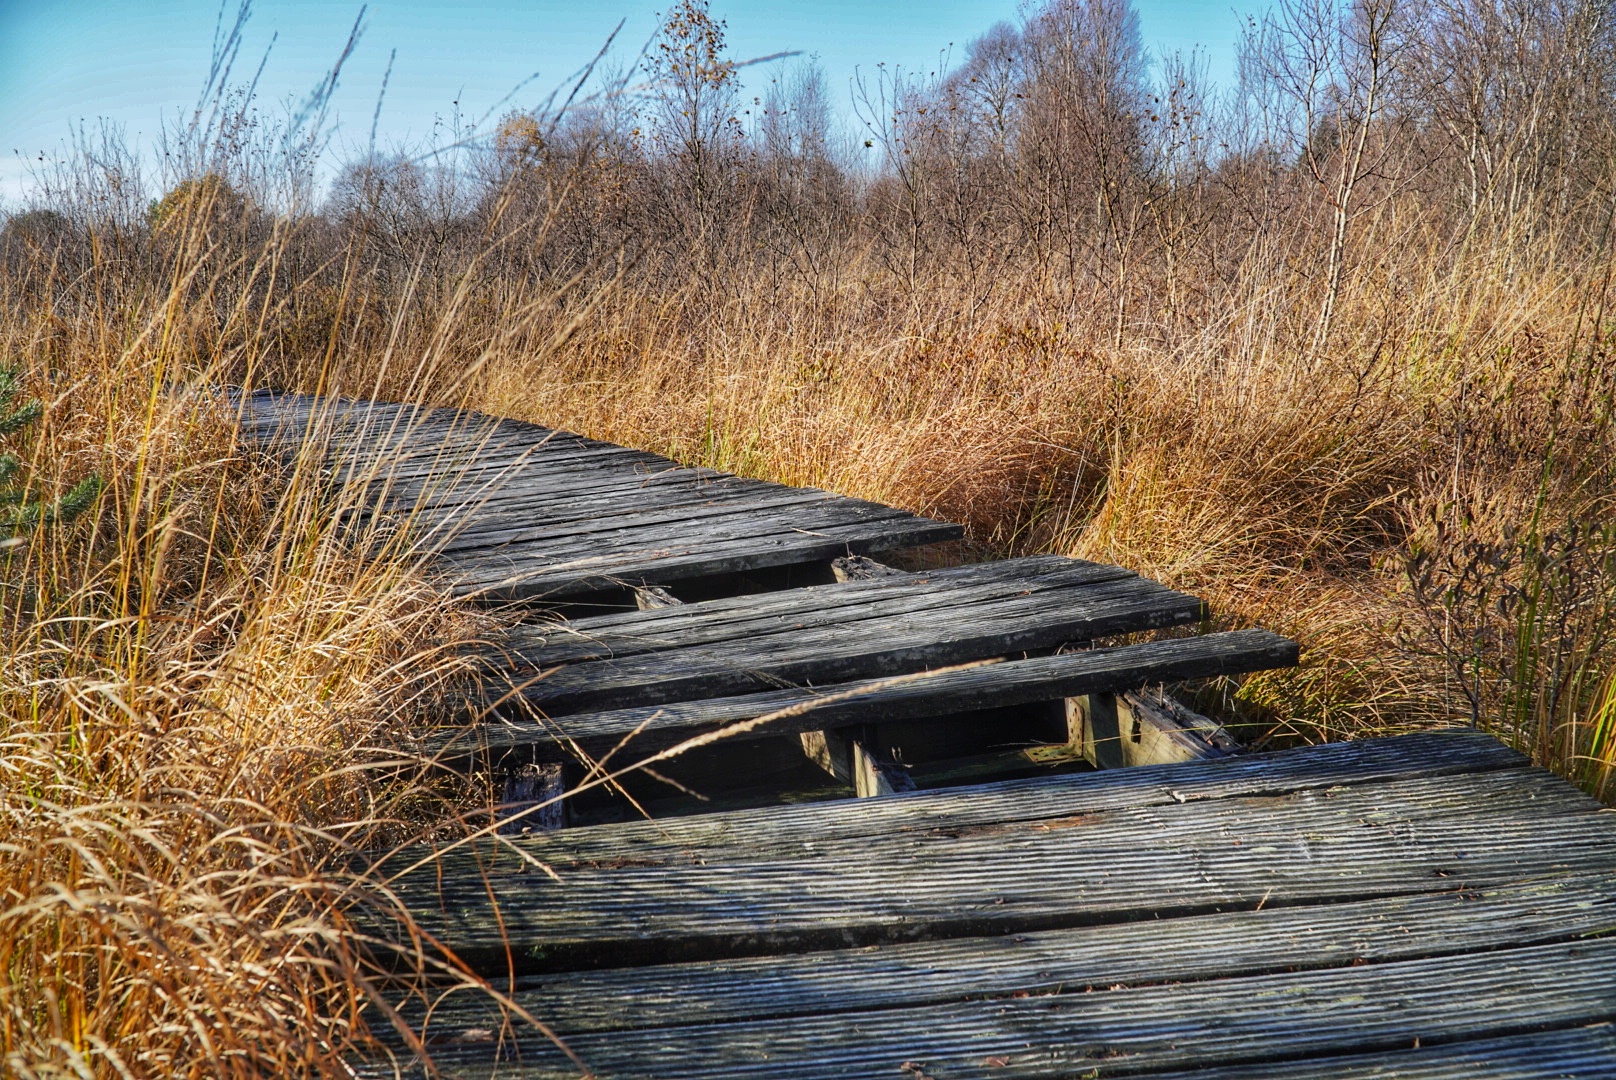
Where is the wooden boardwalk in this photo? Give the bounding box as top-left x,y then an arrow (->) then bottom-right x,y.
237,391 -> 960,602
235,391 -> 1616,1079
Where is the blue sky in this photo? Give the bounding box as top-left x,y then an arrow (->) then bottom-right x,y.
0,0 -> 1255,206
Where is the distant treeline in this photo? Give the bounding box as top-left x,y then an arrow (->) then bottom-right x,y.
7,0 -> 1616,367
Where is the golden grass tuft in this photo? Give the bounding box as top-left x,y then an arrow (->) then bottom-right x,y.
0,333 -> 494,1074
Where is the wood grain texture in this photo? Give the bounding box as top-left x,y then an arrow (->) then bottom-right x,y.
363,940 -> 1616,1078
394,871 -> 1616,1038
406,731 -> 1529,871
476,565 -> 1209,715
369,747 -> 1613,974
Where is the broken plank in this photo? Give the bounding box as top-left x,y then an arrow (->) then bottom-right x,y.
442,629 -> 1296,760
511,576 -> 1206,713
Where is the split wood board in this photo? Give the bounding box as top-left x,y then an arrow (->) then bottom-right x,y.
232,390 -> 961,600
357,731 -> 1616,1078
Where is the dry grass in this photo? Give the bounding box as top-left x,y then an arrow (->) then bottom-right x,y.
447,238 -> 1613,762
6,163 -> 1615,1076
0,306 -> 504,1073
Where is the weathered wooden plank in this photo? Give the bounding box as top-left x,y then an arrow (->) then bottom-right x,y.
334,454 -> 702,520
510,576 -> 1206,714
569,554 -> 1085,630
239,397 -> 450,444
1127,1025 -> 1616,1080
377,767 -> 1613,972
389,872 -> 1616,1038
356,442 -> 692,492
385,470 -> 753,523
368,939 -> 1616,1079
446,516 -> 968,600
423,488 -> 855,556
440,630 -> 1296,760
445,500 -> 947,570
399,761 -> 1593,880
501,556 -> 1128,665
416,732 -> 1529,868
327,442 -> 602,492
239,392 -> 965,603
399,491 -> 836,567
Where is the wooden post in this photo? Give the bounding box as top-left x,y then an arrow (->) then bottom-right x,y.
498,762 -> 566,833
1068,693 -> 1125,769
1068,687 -> 1235,769
800,724 -> 915,797
800,556 -> 917,796
851,737 -> 917,797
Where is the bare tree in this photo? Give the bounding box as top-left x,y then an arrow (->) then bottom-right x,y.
1250,0 -> 1414,353
643,0 -> 749,275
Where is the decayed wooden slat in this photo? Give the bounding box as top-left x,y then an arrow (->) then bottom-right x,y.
506,576 -> 1206,713
369,1027 -> 1616,1080
415,732 -> 1529,869
448,514 -> 965,600
364,444 -> 707,498
439,629 -> 1297,760
506,556 -> 1126,665
376,767 -> 1614,972
425,488 -> 863,556
832,554 -> 908,582
239,391 -> 965,600
396,476 -> 803,540
444,500 -> 950,572
565,554 -> 1085,632
368,939 -> 1616,1079
1128,1025 -> 1616,1080
389,872 -> 1616,1039
396,763 -> 1595,882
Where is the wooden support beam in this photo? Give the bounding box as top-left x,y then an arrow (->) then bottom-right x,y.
797,729 -> 845,779
800,725 -> 915,798
798,556 -> 917,796
851,737 -> 916,797
497,762 -> 566,833
1069,686 -> 1237,768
